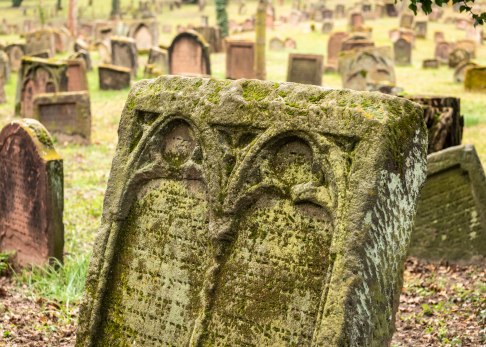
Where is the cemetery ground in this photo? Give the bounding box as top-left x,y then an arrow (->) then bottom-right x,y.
0,0 -> 485,346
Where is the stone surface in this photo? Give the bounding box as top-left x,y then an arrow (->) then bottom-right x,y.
287,53 -> 323,85
98,64 -> 131,90
394,37 -> 412,65
111,37 -> 138,78
225,40 -> 256,80
410,145 -> 486,262
67,59 -> 89,92
339,46 -> 396,91
69,50 -> 93,72
25,29 -> 55,57
76,76 -> 428,347
406,96 -> 463,154
464,67 -> 486,92
0,119 -> 63,267
169,31 -> 211,76
341,35 -> 375,52
349,12 -> 364,31
33,91 -> 91,144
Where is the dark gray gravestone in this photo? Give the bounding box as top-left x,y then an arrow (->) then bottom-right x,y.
287,53 -> 323,85
98,64 -> 131,90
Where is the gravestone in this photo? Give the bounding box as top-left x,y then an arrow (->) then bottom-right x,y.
0,119 -> 63,267
464,67 -> 486,92
169,31 -> 211,76
326,32 -> 349,69
98,64 -> 131,90
96,41 -> 112,65
341,35 -> 375,52
76,75 -> 428,347
335,4 -> 345,18
394,37 -> 412,65
269,37 -> 285,51
410,145 -> 486,262
53,27 -> 72,54
414,20 -> 427,38
66,59 -> 89,92
145,47 -> 169,77
434,31 -> 445,43
435,41 -> 453,64
195,26 -> 223,53
385,3 -> 398,17
25,29 -> 55,57
322,9 -> 333,20
129,21 -> 159,51
339,46 -> 396,91
69,50 -> 92,72
349,12 -> 365,31
32,91 -> 91,144
5,43 -> 25,72
448,48 -> 470,68
454,61 -> 477,83
455,39 -> 476,58
321,21 -> 334,34
0,50 -> 9,83
111,37 -> 138,78
422,59 -> 439,69
284,38 -> 297,49
225,40 -> 256,79
399,14 -> 414,29
406,96 -> 463,154
287,53 -> 323,85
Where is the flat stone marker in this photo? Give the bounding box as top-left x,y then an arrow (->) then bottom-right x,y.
410,145 -> 486,262
111,37 -> 138,78
0,119 -> 63,267
225,39 -> 256,79
33,91 -> 91,144
422,59 -> 439,69
287,53 -> 323,85
169,31 -> 211,76
76,76 -> 428,347
98,64 -> 131,90
464,66 -> 486,92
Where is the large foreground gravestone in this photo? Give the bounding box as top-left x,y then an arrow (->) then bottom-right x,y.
287,53 -> 323,85
0,119 -> 63,266
169,31 -> 211,76
76,76 -> 428,346
410,145 -> 486,262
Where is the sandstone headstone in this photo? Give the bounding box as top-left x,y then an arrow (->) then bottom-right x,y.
0,50 -> 10,83
269,37 -> 285,51
96,41 -> 112,65
129,21 -> 159,51
53,27 -> 72,54
5,43 -> 25,72
349,12 -> 365,31
406,96 -> 463,153
0,71 -> 5,104
111,37 -> 138,78
32,91 -> 91,144
327,32 -> 348,69
25,29 -> 55,57
169,31 -> 211,76
454,61 -> 477,83
76,75 -> 428,347
394,37 -> 412,65
410,145 -> 486,262
464,66 -> 486,92
399,14 -> 414,29
98,64 -> 131,90
448,48 -> 470,68
414,20 -> 428,39
422,59 -> 439,69
225,40 -> 256,80
287,53 -> 323,85
195,26 -> 223,53
322,9 -> 333,20
0,119 -> 63,267
66,59 -> 89,92
435,41 -> 453,64
339,46 -> 396,91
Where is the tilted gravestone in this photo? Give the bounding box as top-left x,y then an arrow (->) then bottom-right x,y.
98,64 -> 131,90
169,31 -> 211,76
287,53 -> 323,85
394,37 -> 412,65
339,47 -> 396,91
33,91 -> 92,144
0,119 -> 63,267
25,29 -> 56,57
410,145 -> 486,262
225,39 -> 256,79
76,76 -> 428,347
464,67 -> 486,92
406,96 -> 463,154
111,37 -> 138,78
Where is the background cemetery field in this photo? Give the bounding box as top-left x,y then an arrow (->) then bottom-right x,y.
0,0 -> 485,346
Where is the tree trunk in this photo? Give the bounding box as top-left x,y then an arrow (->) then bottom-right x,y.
254,0 -> 267,80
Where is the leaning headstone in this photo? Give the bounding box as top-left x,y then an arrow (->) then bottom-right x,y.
326,32 -> 349,70
5,43 -> 25,72
339,46 -> 396,91
98,64 -> 131,90
399,14 -> 414,29
269,37 -> 285,51
0,119 -> 63,267
435,41 -> 453,64
32,91 -> 91,144
414,20 -> 428,38
448,48 -> 470,68
111,37 -> 138,78
225,40 -> 256,79
25,29 -> 55,57
287,53 -> 323,85
410,145 -> 486,262
394,37 -> 412,65
464,66 -> 486,92
406,96 -> 463,154
422,59 -> 439,69
76,75 -> 428,347
0,70 -> 5,104
454,61 -> 477,83
169,31 -> 211,76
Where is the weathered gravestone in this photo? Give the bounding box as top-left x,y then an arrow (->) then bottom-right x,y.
76,76 -> 428,347
287,53 -> 323,85
5,43 -> 25,72
410,145 -> 486,262
435,41 -> 453,64
454,61 -> 477,83
399,14 -> 414,29
385,2 -> 398,17
394,37 -> 412,65
0,119 -> 63,267
321,21 -> 333,34
349,12 -> 365,31
269,37 -> 285,51
128,21 -> 159,51
33,91 -> 91,144
464,67 -> 486,92
341,35 -> 375,52
326,32 -> 348,69
98,64 -> 131,90
422,59 -> 439,69
144,47 -> 169,77
96,41 -> 112,65
448,48 -> 470,68
225,40 -> 256,79
455,39 -> 476,59
335,4 -> 345,18
434,31 -> 445,43
406,96 -> 463,154
111,37 -> 138,78
195,26 -> 223,53
69,50 -> 93,72
25,29 -> 56,57
339,47 -> 396,91
169,31 -> 211,76
0,71 -> 5,104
